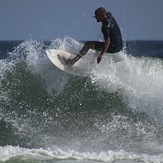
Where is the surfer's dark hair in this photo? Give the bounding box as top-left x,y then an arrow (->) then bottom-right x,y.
95,7 -> 107,17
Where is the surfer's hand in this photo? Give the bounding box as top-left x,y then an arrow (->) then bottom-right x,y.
97,53 -> 103,64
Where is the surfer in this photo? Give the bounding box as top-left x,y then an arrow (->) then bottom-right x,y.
65,7 -> 123,66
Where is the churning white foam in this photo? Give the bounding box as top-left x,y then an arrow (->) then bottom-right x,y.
0,145 -> 163,162
88,51 -> 163,125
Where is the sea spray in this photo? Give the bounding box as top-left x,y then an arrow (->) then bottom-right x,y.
0,38 -> 163,163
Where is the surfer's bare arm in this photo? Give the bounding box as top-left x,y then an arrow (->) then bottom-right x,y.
97,38 -> 110,63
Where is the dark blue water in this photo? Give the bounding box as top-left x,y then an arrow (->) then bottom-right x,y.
0,37 -> 163,163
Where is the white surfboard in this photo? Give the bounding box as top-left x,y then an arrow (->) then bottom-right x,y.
45,49 -> 86,75
46,49 -> 124,75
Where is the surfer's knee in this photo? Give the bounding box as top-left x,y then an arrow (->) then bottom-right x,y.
84,41 -> 95,50
84,41 -> 91,49
79,42 -> 91,55
79,41 -> 95,56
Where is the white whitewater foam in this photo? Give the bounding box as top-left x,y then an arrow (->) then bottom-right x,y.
0,145 -> 163,162
88,51 -> 163,125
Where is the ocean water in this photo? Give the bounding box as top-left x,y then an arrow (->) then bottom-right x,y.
0,37 -> 163,163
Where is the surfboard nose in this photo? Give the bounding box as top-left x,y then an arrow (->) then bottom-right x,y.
46,49 -> 52,54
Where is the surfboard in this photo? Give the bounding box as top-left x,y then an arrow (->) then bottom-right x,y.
46,49 -> 124,75
45,49 -> 85,75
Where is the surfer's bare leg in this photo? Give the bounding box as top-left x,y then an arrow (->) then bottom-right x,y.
66,41 -> 95,66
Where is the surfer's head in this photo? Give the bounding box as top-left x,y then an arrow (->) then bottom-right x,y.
93,7 -> 107,22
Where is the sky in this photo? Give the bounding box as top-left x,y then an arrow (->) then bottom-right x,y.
0,0 -> 163,41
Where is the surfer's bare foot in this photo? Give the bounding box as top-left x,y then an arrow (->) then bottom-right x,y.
63,58 -> 76,67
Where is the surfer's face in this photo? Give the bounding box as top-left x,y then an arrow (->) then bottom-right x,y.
94,14 -> 102,22
94,7 -> 106,22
